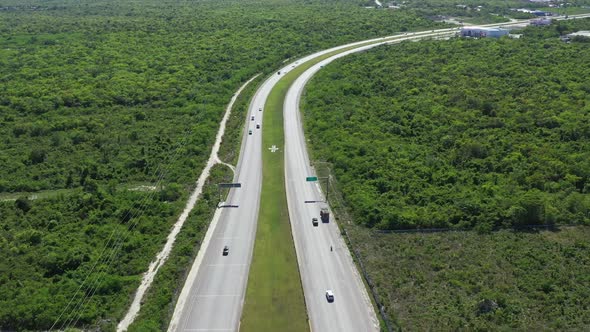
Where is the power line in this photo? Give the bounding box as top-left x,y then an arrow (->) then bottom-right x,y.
51,128 -> 194,331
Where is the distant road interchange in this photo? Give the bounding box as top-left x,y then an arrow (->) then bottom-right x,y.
146,13 -> 590,332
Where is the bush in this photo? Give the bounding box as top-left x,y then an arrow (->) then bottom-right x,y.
15,197 -> 32,213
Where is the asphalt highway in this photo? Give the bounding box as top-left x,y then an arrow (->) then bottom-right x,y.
166,31 -> 415,332
167,73 -> 277,331
167,14 -> 589,331
283,30 -> 469,332
282,14 -> 590,330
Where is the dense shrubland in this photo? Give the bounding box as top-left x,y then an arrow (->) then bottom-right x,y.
0,0 -> 440,330
0,0 -> 438,194
302,20 -> 590,330
349,225 -> 590,330
304,19 -> 590,230
0,185 -> 185,330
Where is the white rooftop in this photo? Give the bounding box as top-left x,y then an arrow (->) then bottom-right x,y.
568,31 -> 590,37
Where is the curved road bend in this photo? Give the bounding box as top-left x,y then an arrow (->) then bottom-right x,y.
283,34 -> 447,332
166,28 -> 457,332
283,14 -> 590,331
168,14 -> 588,331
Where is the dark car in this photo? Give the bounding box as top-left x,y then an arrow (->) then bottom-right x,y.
222,246 -> 229,256
312,218 -> 318,226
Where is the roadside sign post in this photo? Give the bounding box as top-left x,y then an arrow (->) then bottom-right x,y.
306,176 -> 330,202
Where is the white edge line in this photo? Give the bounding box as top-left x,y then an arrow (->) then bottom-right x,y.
116,74 -> 259,332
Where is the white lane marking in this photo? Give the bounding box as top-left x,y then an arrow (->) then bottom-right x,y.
184,329 -> 233,331
207,264 -> 246,267
124,75 -> 260,332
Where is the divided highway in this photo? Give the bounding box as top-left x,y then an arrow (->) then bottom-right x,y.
166,31 -> 426,332
167,14 -> 589,331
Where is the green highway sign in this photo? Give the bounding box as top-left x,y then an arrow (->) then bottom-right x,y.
306,176 -> 318,182
219,183 -> 242,188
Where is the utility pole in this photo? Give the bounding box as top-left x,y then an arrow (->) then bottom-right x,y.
324,175 -> 330,203
308,161 -> 332,203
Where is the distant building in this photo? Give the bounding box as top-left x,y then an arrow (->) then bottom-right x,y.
460,27 -> 509,38
561,31 -> 590,42
531,17 -> 552,26
567,30 -> 590,38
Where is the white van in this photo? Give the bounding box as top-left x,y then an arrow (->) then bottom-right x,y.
325,290 -> 334,302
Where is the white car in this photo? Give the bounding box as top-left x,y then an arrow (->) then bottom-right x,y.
325,290 -> 334,302
251,115 -> 255,121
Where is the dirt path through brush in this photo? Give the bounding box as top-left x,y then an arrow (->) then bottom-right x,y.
117,74 -> 259,331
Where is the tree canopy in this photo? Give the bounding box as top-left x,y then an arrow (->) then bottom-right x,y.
304,19 -> 590,230
0,0 -> 441,330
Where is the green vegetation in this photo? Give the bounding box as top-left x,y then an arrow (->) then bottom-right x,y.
304,19 -> 590,231
239,31 -> 418,330
347,225 -> 590,330
523,18 -> 590,38
301,17 -> 590,330
0,185 -> 186,331
240,69 -> 308,332
0,0 -> 443,330
0,0 -> 436,194
127,164 -> 233,332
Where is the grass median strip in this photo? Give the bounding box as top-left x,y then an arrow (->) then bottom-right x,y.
240,69 -> 308,331
240,33 -> 418,331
